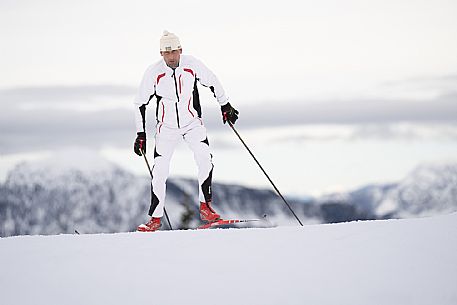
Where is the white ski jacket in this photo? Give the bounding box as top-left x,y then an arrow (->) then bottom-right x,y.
133,55 -> 229,132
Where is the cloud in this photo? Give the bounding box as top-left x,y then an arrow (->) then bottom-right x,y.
0,108 -> 134,154
213,91 -> 457,129
0,85 -> 137,153
0,84 -> 135,103
380,74 -> 457,88
1,84 -> 457,154
262,123 -> 457,145
225,74 -> 457,128
349,123 -> 457,141
373,74 -> 457,101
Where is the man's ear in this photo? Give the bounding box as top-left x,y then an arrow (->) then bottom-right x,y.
179,49 -> 183,54
160,51 -> 164,56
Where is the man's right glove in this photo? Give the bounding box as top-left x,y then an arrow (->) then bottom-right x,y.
134,132 -> 146,156
221,102 -> 239,124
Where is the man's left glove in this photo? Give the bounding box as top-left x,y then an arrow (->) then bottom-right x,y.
134,132 -> 146,156
221,102 -> 239,124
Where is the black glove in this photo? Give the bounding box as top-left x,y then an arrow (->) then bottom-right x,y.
134,132 -> 146,156
221,102 -> 239,124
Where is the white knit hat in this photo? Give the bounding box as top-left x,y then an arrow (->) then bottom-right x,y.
160,30 -> 181,52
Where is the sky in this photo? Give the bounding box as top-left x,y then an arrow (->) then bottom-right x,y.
1,0 -> 457,196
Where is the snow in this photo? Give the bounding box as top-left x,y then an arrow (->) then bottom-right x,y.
1,213 -> 456,305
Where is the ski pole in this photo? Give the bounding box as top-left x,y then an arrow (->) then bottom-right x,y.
141,149 -> 173,230
227,121 -> 304,226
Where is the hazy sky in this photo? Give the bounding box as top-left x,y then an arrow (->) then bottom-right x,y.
2,0 -> 457,99
1,0 -> 457,195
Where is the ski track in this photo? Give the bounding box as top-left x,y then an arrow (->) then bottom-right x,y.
1,213 -> 456,305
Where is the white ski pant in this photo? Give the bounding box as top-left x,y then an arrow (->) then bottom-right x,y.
148,119 -> 213,217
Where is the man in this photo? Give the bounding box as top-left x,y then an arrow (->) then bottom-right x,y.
134,31 -> 239,232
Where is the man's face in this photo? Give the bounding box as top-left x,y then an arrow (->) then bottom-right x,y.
161,49 -> 182,69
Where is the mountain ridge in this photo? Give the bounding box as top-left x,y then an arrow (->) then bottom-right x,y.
1,151 -> 456,237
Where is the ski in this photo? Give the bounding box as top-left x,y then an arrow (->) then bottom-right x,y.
135,215 -> 268,232
197,219 -> 260,230
75,218 -> 264,234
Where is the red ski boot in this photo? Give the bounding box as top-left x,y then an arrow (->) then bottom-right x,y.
200,201 -> 221,222
137,217 -> 161,232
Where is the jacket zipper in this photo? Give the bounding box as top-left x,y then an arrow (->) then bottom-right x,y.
172,69 -> 181,128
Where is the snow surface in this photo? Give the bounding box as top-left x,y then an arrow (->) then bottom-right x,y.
1,213 -> 456,305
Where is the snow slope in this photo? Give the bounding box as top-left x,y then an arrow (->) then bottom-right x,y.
1,213 -> 456,305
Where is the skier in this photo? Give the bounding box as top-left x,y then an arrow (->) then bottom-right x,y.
134,31 -> 239,232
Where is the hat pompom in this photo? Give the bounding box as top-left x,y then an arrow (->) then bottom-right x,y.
160,30 -> 181,52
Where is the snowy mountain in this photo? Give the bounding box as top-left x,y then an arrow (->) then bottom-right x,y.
0,150 -> 317,237
0,150 -> 147,235
1,213 -> 456,305
1,150 -> 457,237
377,163 -> 457,217
320,162 -> 457,219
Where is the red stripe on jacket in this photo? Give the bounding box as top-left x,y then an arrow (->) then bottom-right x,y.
183,68 -> 194,76
161,101 -> 165,122
187,97 -> 195,117
156,73 -> 166,84
179,74 -> 182,94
